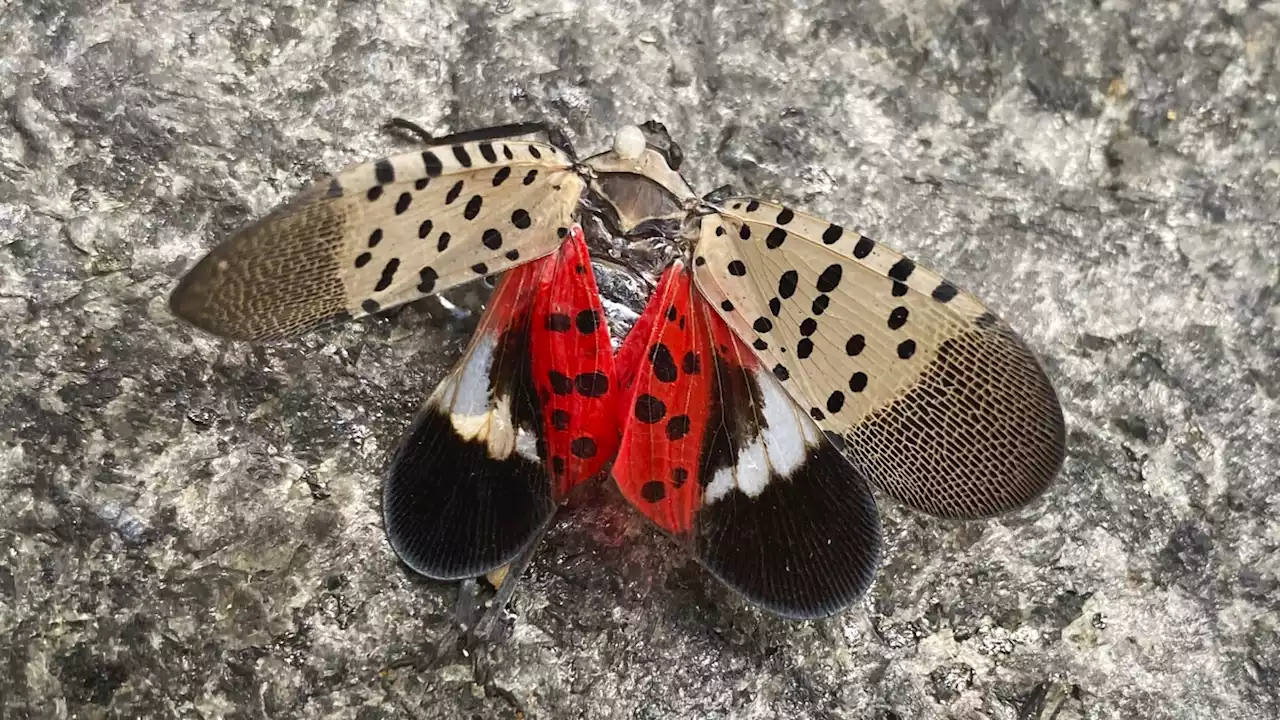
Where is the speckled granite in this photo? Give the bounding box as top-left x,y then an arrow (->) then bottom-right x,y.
1,1 -> 1277,718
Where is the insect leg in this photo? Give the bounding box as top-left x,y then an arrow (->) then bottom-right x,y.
468,528 -> 546,642
381,118 -> 577,158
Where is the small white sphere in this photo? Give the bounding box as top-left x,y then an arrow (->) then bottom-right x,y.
612,125 -> 646,159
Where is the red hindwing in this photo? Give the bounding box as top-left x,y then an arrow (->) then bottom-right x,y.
613,260 -> 881,619
384,226 -> 619,580
530,228 -> 620,498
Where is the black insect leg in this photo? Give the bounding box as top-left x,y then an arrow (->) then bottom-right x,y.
701,184 -> 740,204
382,118 -> 578,159
638,119 -> 684,170
468,535 -> 543,642
382,117 -> 436,144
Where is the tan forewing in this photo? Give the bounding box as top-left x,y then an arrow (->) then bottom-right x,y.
692,198 -> 1065,518
170,139 -> 582,341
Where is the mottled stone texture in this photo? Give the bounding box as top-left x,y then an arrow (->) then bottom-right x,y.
1,0 -> 1277,718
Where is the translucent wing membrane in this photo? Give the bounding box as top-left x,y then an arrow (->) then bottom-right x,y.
693,198 -> 1065,519
385,227 -> 617,579
171,138 -> 583,341
614,262 -> 881,619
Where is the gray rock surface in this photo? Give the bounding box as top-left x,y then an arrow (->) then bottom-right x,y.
2,0 -> 1277,718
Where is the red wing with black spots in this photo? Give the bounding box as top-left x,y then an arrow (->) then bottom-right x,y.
530,230 -> 621,498
384,227 -> 618,580
613,262 -> 881,619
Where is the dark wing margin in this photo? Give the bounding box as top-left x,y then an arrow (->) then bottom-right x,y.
693,433 -> 882,620
691,292 -> 881,620
840,313 -> 1065,519
382,259 -> 555,580
383,398 -> 556,579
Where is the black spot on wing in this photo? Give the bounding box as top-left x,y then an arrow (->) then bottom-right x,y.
575,309 -> 599,334
649,343 -> 678,383
418,267 -> 438,294
422,151 -> 443,176
546,313 -> 571,332
635,394 -> 666,423
666,415 -> 692,441
549,370 -> 573,394
375,258 -> 400,292
777,270 -> 798,299
641,481 -> 666,502
766,228 -> 787,249
445,181 -> 463,204
374,159 -> 395,184
816,264 -> 843,293
575,371 -> 609,397
570,437 -> 597,458
932,281 -> 959,303
889,258 -> 915,282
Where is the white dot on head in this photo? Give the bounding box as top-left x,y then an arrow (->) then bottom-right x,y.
612,125 -> 646,159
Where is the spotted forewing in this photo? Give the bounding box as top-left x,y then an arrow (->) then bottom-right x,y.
170,136 -> 582,341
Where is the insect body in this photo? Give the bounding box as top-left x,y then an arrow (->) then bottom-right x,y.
170,121 -> 1065,620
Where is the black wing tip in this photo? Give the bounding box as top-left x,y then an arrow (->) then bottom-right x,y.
693,442 -> 883,621
385,513 -> 552,581
382,406 -> 557,582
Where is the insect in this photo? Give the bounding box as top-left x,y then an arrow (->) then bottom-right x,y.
170,120 -> 1065,621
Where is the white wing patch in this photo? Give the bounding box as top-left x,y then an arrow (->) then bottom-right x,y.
703,365 -> 824,505
425,324 -> 539,464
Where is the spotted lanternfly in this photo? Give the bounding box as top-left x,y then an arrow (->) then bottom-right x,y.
170,120 -> 1064,621
384,225 -> 619,578
592,124 -> 1066,619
